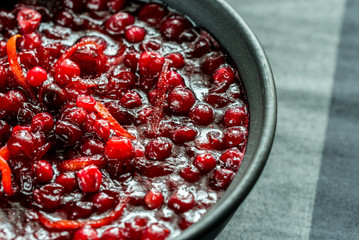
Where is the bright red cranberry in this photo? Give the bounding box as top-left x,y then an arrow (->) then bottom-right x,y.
168,190 -> 195,213
202,52 -> 225,74
76,95 -> 96,113
1,90 -> 26,114
160,16 -> 191,41
81,138 -> 104,156
139,52 -> 164,76
193,153 -> 217,174
145,137 -> 172,161
83,112 -> 98,133
145,190 -> 164,209
120,90 -> 142,108
93,119 -> 111,140
32,160 -> 53,183
171,126 -> 197,145
219,149 -> 243,171
223,127 -> 247,148
125,26 -> 146,43
189,36 -> 211,58
77,165 -> 103,193
55,59 -> 81,85
104,137 -> 134,160
168,87 -> 195,113
55,10 -> 77,28
31,112 -> 54,133
165,53 -> 185,69
223,106 -> 248,127
189,104 -> 213,126
93,192 -> 116,213
136,107 -> 154,124
70,201 -> 94,219
55,120 -> 83,145
210,168 -> 235,190
55,172 -> 77,192
86,0 -> 108,11
32,183 -> 64,211
138,3 -> 166,26
110,70 -> 137,90
180,165 -> 201,182
123,51 -> 139,71
101,227 -> 126,240
141,224 -> 170,240
73,227 -> 98,240
0,120 -> 10,145
26,66 -> 47,87
7,130 -> 35,158
107,0 -> 126,12
124,217 -> 148,239
213,67 -> 235,85
18,32 -> 42,49
167,71 -> 184,89
63,108 -> 87,126
105,12 -> 135,35
40,83 -> 67,108
17,8 -> 42,33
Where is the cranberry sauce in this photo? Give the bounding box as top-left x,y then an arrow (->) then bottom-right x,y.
0,0 -> 249,239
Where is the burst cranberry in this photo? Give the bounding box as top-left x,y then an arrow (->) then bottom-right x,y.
18,32 -> 42,49
168,190 -> 195,213
32,160 -> 53,183
189,104 -> 213,126
107,0 -> 126,12
101,227 -> 126,240
210,168 -> 235,190
55,172 -> 78,192
81,138 -> 104,156
17,8 -> 42,33
140,40 -> 161,52
136,107 -> 154,124
145,190 -> 164,209
123,51 -> 139,70
145,137 -> 172,161
55,59 -> 81,85
202,52 -> 225,74
79,36 -> 107,52
77,165 -> 102,193
160,16 -> 191,41
26,66 -> 47,87
7,130 -> 35,158
167,71 -> 184,89
104,137 -> 134,160
40,83 -> 67,108
168,87 -> 195,113
93,192 -> 116,213
180,165 -> 201,182
1,90 -> 26,114
223,127 -> 247,148
63,108 -> 87,125
31,112 -> 54,133
110,71 -> 137,89
93,119 -> 111,140
223,106 -> 247,127
139,52 -> 164,76
32,183 -> 64,210
171,126 -> 197,145
138,3 -> 166,26
70,201 -> 94,219
76,95 -> 96,112
213,67 -> 235,85
125,217 -> 149,239
55,120 -> 83,145
120,90 -> 142,108
86,0 -> 108,11
193,153 -> 216,174
219,149 -> 243,171
105,12 -> 135,35
165,53 -> 185,69
125,26 -> 146,43
73,227 -> 98,240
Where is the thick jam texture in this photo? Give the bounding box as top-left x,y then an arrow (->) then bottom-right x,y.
0,0 -> 249,239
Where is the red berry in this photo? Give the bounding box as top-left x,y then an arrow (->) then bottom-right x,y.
39,83 -> 67,108
31,112 -> 54,133
223,127 -> 247,148
166,71 -> 184,89
18,32 -> 42,49
125,217 -> 149,240
93,192 -> 116,213
105,12 -> 135,35
223,106 -> 248,127
93,119 -> 111,140
125,26 -> 146,43
123,51 -> 139,71
213,67 -> 235,85
107,0 -> 126,12
145,190 -> 164,209
55,172 -> 78,192
55,59 -> 81,85
168,190 -> 195,213
101,227 -> 126,240
141,224 -> 170,240
80,138 -> 104,156
210,169 -> 235,190
219,149 -> 243,171
76,95 -> 96,112
193,153 -> 217,174
104,137 -> 134,160
73,227 -> 98,240
55,120 -> 83,145
7,130 -> 35,158
32,160 -> 53,183
86,0 -> 108,11
120,90 -> 142,108
77,165 -> 103,193
171,126 -> 197,145
139,52 -> 164,76
138,3 -> 166,26
180,165 -> 201,182
160,16 -> 191,41
189,104 -> 213,126
165,53 -> 185,69
0,66 -> 7,89
168,87 -> 195,113
202,52 -> 225,74
17,8 -> 42,33
26,66 -> 47,87
136,107 -> 154,124
1,90 -> 26,114
145,137 -> 172,161
33,183 -> 64,210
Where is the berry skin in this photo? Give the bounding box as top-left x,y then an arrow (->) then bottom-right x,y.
31,112 -> 54,133
125,26 -> 146,43
193,153 -> 217,174
104,137 -> 134,161
27,66 -> 47,87
168,87 -> 195,114
76,95 -> 96,112
73,226 -> 98,240
145,190 -> 164,209
138,3 -> 166,26
32,160 -> 54,183
77,165 -> 103,193
32,183 -> 64,211
105,12 -> 135,35
189,104 -> 213,126
145,137 -> 172,161
139,52 -> 164,76
223,106 -> 247,127
210,168 -> 235,190
165,53 -> 185,69
168,190 -> 195,213
17,8 -> 42,33
213,67 -> 235,85
55,172 -> 78,193
219,149 -> 243,171
141,224 -> 170,240
54,59 -> 81,86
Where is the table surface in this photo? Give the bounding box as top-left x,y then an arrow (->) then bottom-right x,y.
217,0 -> 359,239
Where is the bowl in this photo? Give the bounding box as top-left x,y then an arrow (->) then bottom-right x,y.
160,0 -> 277,239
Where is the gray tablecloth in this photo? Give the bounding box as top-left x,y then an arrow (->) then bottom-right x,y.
218,0 -> 359,239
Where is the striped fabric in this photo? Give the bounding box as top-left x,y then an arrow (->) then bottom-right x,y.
217,0 -> 359,239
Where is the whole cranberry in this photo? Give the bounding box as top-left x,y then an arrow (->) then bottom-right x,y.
165,53 -> 185,69
17,8 -> 42,33
168,87 -> 195,113
31,112 -> 54,133
80,138 -> 104,156
160,16 -> 191,41
166,71 -> 184,89
26,66 -> 47,87
210,168 -> 235,190
63,108 -> 88,126
73,227 -> 98,240
55,172 -> 78,192
145,190 -> 164,210
125,26 -> 146,43
223,106 -> 248,127
193,153 -> 217,174
101,227 -> 126,240
189,104 -> 213,126
223,127 -> 247,148
138,3 -> 166,26
93,119 -> 111,140
171,126 -> 197,145
120,90 -> 142,108
141,224 -> 170,240
213,67 -> 235,85
145,137 -> 172,161
1,90 -> 26,114
55,120 -> 83,145
39,83 -> 67,108
32,160 -> 53,183
180,165 -> 201,183
7,130 -> 35,158
32,183 -> 64,211
76,95 -> 96,112
104,137 -> 134,160
77,165 -> 103,193
93,192 -> 116,213
139,52 -> 164,76
219,149 -> 243,171
168,190 -> 195,213
105,12 -> 135,35
55,59 -> 81,85
201,52 -> 225,74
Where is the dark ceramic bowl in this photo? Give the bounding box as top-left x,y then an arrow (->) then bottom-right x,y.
160,0 -> 277,239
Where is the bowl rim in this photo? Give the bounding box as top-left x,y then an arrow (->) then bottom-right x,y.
172,1 -> 277,239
